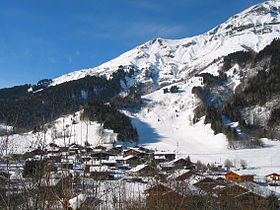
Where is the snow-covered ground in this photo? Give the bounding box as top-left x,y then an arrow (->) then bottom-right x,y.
0,111 -> 117,154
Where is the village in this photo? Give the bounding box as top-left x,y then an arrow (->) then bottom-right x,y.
0,142 -> 280,209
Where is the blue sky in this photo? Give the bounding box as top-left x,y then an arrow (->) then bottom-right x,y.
0,0 -> 265,88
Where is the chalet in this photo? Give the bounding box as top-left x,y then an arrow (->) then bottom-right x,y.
154,155 -> 166,164
160,162 -> 175,172
89,166 -> 114,180
69,143 -> 82,155
217,181 -> 279,209
265,173 -> 280,185
91,150 -> 112,160
129,164 -> 158,177
122,155 -> 142,167
225,171 -> 255,182
145,183 -> 207,209
194,177 -> 228,194
217,184 -> 248,204
167,169 -> 197,181
85,146 -> 94,154
132,145 -> 151,153
101,158 -> 117,167
47,143 -> 61,154
84,160 -> 102,173
94,145 -> 107,151
166,157 -> 193,170
124,148 -> 141,157
59,146 -> 69,153
232,191 -> 268,210
154,152 -> 176,162
80,155 -> 91,162
61,158 -> 74,170
106,147 -> 122,155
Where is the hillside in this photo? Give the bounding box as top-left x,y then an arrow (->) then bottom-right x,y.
1,0 -> 280,158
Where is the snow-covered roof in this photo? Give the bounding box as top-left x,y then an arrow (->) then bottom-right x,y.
130,164 -> 148,172
228,170 -> 256,176
238,182 -> 280,198
167,169 -> 191,179
154,151 -> 175,155
160,162 -> 175,168
265,172 -> 280,177
90,166 -> 110,172
123,155 -> 135,161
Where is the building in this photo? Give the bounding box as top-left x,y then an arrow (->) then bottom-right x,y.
265,173 -> 280,185
145,183 -> 207,209
129,164 -> 157,177
225,171 -> 254,182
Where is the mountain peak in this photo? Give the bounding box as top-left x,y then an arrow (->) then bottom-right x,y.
50,1 -> 280,90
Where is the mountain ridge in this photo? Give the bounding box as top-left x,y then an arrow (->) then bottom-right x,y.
1,0 -> 280,154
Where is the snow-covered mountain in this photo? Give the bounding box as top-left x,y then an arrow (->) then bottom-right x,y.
51,0 -> 280,93
2,0 -> 280,173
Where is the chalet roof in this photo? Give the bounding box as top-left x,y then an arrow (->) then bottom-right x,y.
124,147 -> 145,154
123,155 -> 137,161
167,169 -> 191,180
266,172 -> 280,177
238,181 -> 280,198
89,166 -> 111,173
145,182 -> 207,197
130,164 -> 149,172
154,151 -> 175,155
155,156 -> 166,160
226,170 -> 255,177
160,162 -> 175,168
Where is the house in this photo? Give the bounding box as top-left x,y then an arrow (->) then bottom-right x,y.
124,148 -> 141,157
231,191 -> 269,210
94,145 -> 107,151
129,164 -> 157,177
225,171 -> 255,182
265,173 -> 280,185
145,183 -> 207,209
89,166 -> 114,180
91,150 -> 112,160
106,147 -> 122,155
167,170 -> 197,181
154,152 -> 176,162
122,155 -> 142,167
217,181 -> 279,209
160,162 -> 175,172
217,184 -> 248,204
194,177 -> 228,194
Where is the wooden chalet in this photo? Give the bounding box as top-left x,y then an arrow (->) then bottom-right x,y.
106,147 -> 122,155
168,170 -> 196,181
122,155 -> 142,167
154,152 -> 176,162
129,164 -> 157,177
94,145 -> 107,151
216,181 -> 278,209
124,148 -> 141,157
89,166 -> 114,180
225,171 -> 254,182
265,173 -> 280,185
145,183 -> 207,209
160,162 -> 175,172
232,191 -> 268,210
91,150 -> 112,160
194,177 -> 228,194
